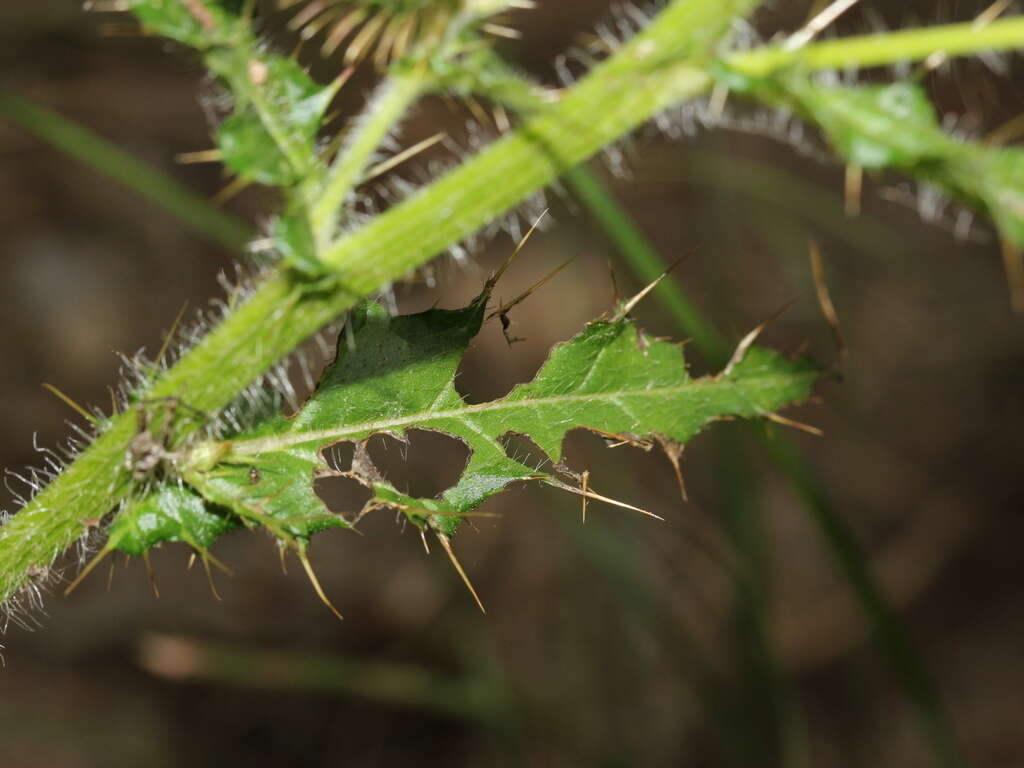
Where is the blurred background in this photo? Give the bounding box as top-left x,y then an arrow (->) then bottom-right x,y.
2,1 -> 1023,766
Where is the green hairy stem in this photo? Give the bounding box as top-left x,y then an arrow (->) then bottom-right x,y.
310,71 -> 428,243
728,16 -> 1024,77
0,0 -> 757,606
5,0 -> 1024,615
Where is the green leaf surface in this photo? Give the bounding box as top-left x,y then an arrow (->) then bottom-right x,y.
274,210 -> 322,274
791,80 -> 952,169
211,52 -> 338,186
218,112 -> 299,186
130,0 -> 242,47
189,448 -> 352,541
800,79 -> 1024,248
981,147 -> 1024,246
130,1 -> 337,189
184,291 -> 818,538
107,485 -> 239,556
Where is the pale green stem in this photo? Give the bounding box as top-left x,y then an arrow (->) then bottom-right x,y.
311,71 -> 428,244
0,0 -> 758,607
320,0 -> 766,277
320,5 -> 1024,285
0,274 -> 355,607
729,16 -> 1024,77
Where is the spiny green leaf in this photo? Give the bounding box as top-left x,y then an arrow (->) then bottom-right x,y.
64,485 -> 240,597
789,80 -> 951,169
209,52 -> 338,186
130,1 -> 337,190
183,290 -> 818,538
187,449 -> 351,541
794,78 -> 1024,249
130,0 -> 243,47
108,485 -> 239,556
274,210 -> 322,275
218,112 -> 299,187
980,146 -> 1024,247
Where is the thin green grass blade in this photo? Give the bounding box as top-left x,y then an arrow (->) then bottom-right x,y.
0,87 -> 250,252
567,165 -> 799,764
568,162 -> 962,768
761,431 -> 963,768
136,634 -> 510,723
564,164 -> 729,365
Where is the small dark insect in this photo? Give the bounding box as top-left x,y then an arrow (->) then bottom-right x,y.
498,310 -> 525,347
248,467 -> 262,485
488,256 -> 574,346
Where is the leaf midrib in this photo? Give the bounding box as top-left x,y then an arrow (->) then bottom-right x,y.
222,370 -> 802,457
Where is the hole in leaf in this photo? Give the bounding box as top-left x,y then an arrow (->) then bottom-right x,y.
365,429 -> 469,499
314,474 -> 372,516
499,432 -> 553,473
322,440 -> 355,472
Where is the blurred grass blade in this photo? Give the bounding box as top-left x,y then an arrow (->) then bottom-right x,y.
762,432 -> 963,768
549,508 -> 729,742
137,633 -> 510,723
0,87 -> 250,252
570,163 -> 806,766
565,164 -> 728,365
568,163 -> 962,768
634,149 -> 906,257
715,424 -> 811,768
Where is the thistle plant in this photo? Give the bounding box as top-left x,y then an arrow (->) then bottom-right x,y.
277,0 -> 519,64
3,0 -> 1023,701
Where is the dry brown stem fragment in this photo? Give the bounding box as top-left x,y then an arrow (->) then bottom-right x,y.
808,239 -> 847,367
